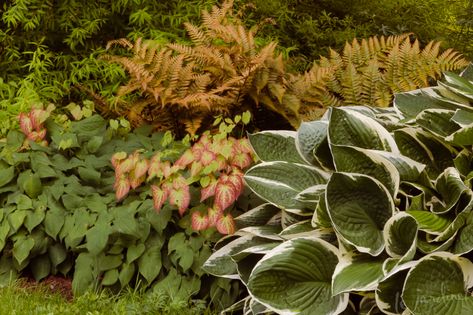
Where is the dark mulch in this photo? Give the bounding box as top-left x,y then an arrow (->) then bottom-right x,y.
17,275 -> 73,301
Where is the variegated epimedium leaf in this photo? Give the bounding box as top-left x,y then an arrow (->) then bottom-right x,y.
375,269 -> 409,315
328,107 -> 399,153
383,213 -> 417,261
403,253 -> 473,315
326,172 -> 395,256
331,145 -> 400,197
202,234 -> 274,278
295,120 -> 332,168
332,253 -> 385,295
244,162 -> 330,210
415,109 -> 460,138
248,131 -> 306,164
247,237 -> 348,315
431,167 -> 469,214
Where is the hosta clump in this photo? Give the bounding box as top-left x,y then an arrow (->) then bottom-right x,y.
204,64 -> 473,314
0,108 -> 249,309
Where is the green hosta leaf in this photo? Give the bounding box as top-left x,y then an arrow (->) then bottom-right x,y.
245,161 -> 330,209
30,152 -> 56,178
31,254 -> 51,281
247,237 -> 348,315
443,71 -> 473,99
446,123 -> 473,145
16,194 -> 32,210
331,145 -> 400,197
407,210 -> 452,235
249,131 -> 306,164
371,150 -> 425,182
332,255 -> 385,295
375,269 -> 409,315
452,109 -> 473,127
18,171 -> 42,199
119,263 -> 136,287
328,107 -> 398,152
72,252 -> 99,295
25,207 -> 46,232
98,254 -> 123,271
326,173 -> 394,256
85,222 -> 112,255
383,212 -> 418,261
394,89 -> 460,120
126,243 -> 146,264
432,167 -> 469,214
48,243 -> 67,268
403,253 -> 473,315
8,210 -> 27,232
454,222 -> 473,254
415,109 -> 460,138
296,120 -> 330,166
0,167 -> 15,188
0,224 -> 10,251
138,245 -> 161,283
13,237 -> 35,266
102,269 -> 119,286
44,207 -> 65,239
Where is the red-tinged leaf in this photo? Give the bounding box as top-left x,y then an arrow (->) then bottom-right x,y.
191,142 -> 205,160
29,108 -> 49,130
200,177 -> 218,202
162,161 -> 172,178
152,185 -> 169,213
111,152 -> 127,169
134,158 -> 149,179
236,138 -> 253,154
207,207 -> 223,227
175,149 -> 195,169
172,175 -> 188,190
216,214 -> 236,235
216,155 -> 228,172
161,181 -> 173,194
114,175 -> 130,201
130,174 -> 145,190
27,131 -> 41,142
190,161 -> 203,177
200,150 -> 216,167
197,134 -> 211,148
19,113 -> 33,135
169,186 -> 190,216
224,172 -> 244,198
231,152 -> 253,169
129,151 -> 140,168
36,128 -> 46,141
116,158 -> 134,175
191,212 -> 209,231
215,181 -> 237,211
39,140 -> 48,147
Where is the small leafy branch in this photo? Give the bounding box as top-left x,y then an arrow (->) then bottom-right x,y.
111,111 -> 255,234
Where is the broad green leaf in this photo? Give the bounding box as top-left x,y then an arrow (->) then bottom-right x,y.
30,152 -> 57,178
415,109 -> 459,138
0,166 -> 15,188
126,243 -> 146,264
332,255 -> 385,295
249,131 -> 306,164
296,120 -> 330,166
16,194 -> 32,210
48,243 -> 67,268
248,237 -> 348,315
31,254 -> 51,281
71,115 -> 107,139
453,222 -> 473,255
0,224 -> 10,251
62,194 -> 83,211
8,210 -> 27,232
101,269 -> 119,286
370,150 -> 425,182
138,245 -> 161,283
87,136 -> 104,153
331,145 -> 399,197
13,237 -> 35,266
451,109 -> 473,127
234,203 -> 281,229
326,173 -> 394,256
443,71 -> 473,99
328,107 -> 398,153
119,263 -> 136,287
245,161 -> 329,209
25,207 -> 46,232
406,210 -> 452,235
78,167 -> 101,184
85,222 -> 112,255
432,167 -> 469,214
18,171 -> 42,199
446,123 -> 473,145
72,253 -> 99,295
44,207 -> 65,239
403,253 -> 473,315
98,254 -> 123,271
383,212 -> 418,261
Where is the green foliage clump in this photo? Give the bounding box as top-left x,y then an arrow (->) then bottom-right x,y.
204,64 -> 473,314
0,107 -> 256,311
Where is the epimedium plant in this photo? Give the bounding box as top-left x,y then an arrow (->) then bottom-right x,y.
0,105 -> 255,310
203,64 -> 473,314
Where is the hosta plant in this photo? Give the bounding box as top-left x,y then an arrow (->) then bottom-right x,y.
0,107 -> 253,310
204,64 -> 473,314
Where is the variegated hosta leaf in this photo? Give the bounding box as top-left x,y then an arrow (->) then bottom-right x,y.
370,150 -> 425,182
328,107 -> 399,153
295,120 -> 332,167
403,253 -> 473,315
406,210 -> 452,235
383,212 -> 417,262
234,203 -> 281,229
244,161 -> 330,210
375,269 -> 409,315
416,232 -> 457,254
415,109 -> 460,138
326,172 -> 395,256
332,253 -> 385,295
247,237 -> 349,315
451,109 -> 473,127
248,131 -> 307,164
331,145 -> 400,197
431,167 -> 469,214
446,123 -> 473,146
442,71 -> 473,101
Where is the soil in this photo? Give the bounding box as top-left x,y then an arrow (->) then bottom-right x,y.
18,275 -> 73,301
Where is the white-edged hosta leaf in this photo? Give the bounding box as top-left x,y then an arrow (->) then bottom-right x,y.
331,145 -> 400,197
247,237 -> 348,315
238,226 -> 284,241
248,131 -> 306,164
452,109 -> 473,127
441,71 -> 473,101
294,184 -> 326,209
415,109 -> 460,138
453,222 -> 473,255
234,203 -> 281,229
402,252 -> 473,315
383,212 -> 417,261
332,253 -> 385,295
244,162 -> 330,210
406,210 -> 452,235
375,269 -> 409,315
328,107 -> 399,153
446,123 -> 473,145
295,120 -> 329,166
416,232 -> 456,254
370,150 -> 425,182
431,167 -> 469,214
326,172 -> 395,256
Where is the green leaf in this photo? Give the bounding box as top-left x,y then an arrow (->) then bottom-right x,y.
87,136 -> 104,153
72,253 -> 98,295
78,167 -> 101,184
85,222 -> 112,255
415,109 -> 460,138
138,245 -> 161,283
432,167 -> 469,214
18,171 -> 42,199
370,150 -> 425,182
296,120 -> 329,166
62,194 -> 83,211
326,172 -> 394,256
446,123 -> 473,146
98,254 -> 123,271
375,269 -> 409,315
31,254 -> 51,281
16,194 -> 32,210
245,161 -> 329,209
126,243 -> 146,264
249,131 -> 306,163
71,115 -> 107,139
30,152 -> 56,178
13,237 -> 35,265
48,243 -> 67,268
44,207 -> 65,239
25,207 -> 46,232
383,212 -> 418,261
0,167 -> 15,188
119,263 -> 136,287
406,210 -> 452,235
102,269 -> 119,286
0,224 -> 10,251
332,255 -> 385,295
8,210 -> 27,232
247,237 -> 348,315
403,253 -> 473,315
234,203 -> 281,229
329,107 -> 398,152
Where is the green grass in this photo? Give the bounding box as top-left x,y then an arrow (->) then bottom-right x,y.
0,281 -> 214,315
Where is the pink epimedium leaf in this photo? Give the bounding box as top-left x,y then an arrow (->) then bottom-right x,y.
191,211 -> 209,231
129,172 -> 145,190
200,149 -> 216,167
111,152 -> 127,169
116,157 -> 134,175
207,206 -> 223,227
216,213 -> 236,235
224,171 -> 244,198
174,148 -> 195,169
200,176 -> 218,202
231,152 -> 253,169
236,138 -> 254,154
190,161 -> 204,177
36,129 -> 47,141
162,161 -> 173,178
151,185 -> 169,213
114,175 -> 130,201
191,142 -> 205,160
29,108 -> 49,130
169,185 -> 191,216
214,181 -> 237,211
19,113 -> 33,135
133,158 -> 149,179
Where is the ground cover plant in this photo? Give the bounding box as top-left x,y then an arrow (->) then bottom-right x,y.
204,65 -> 473,314
0,103 -> 258,311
